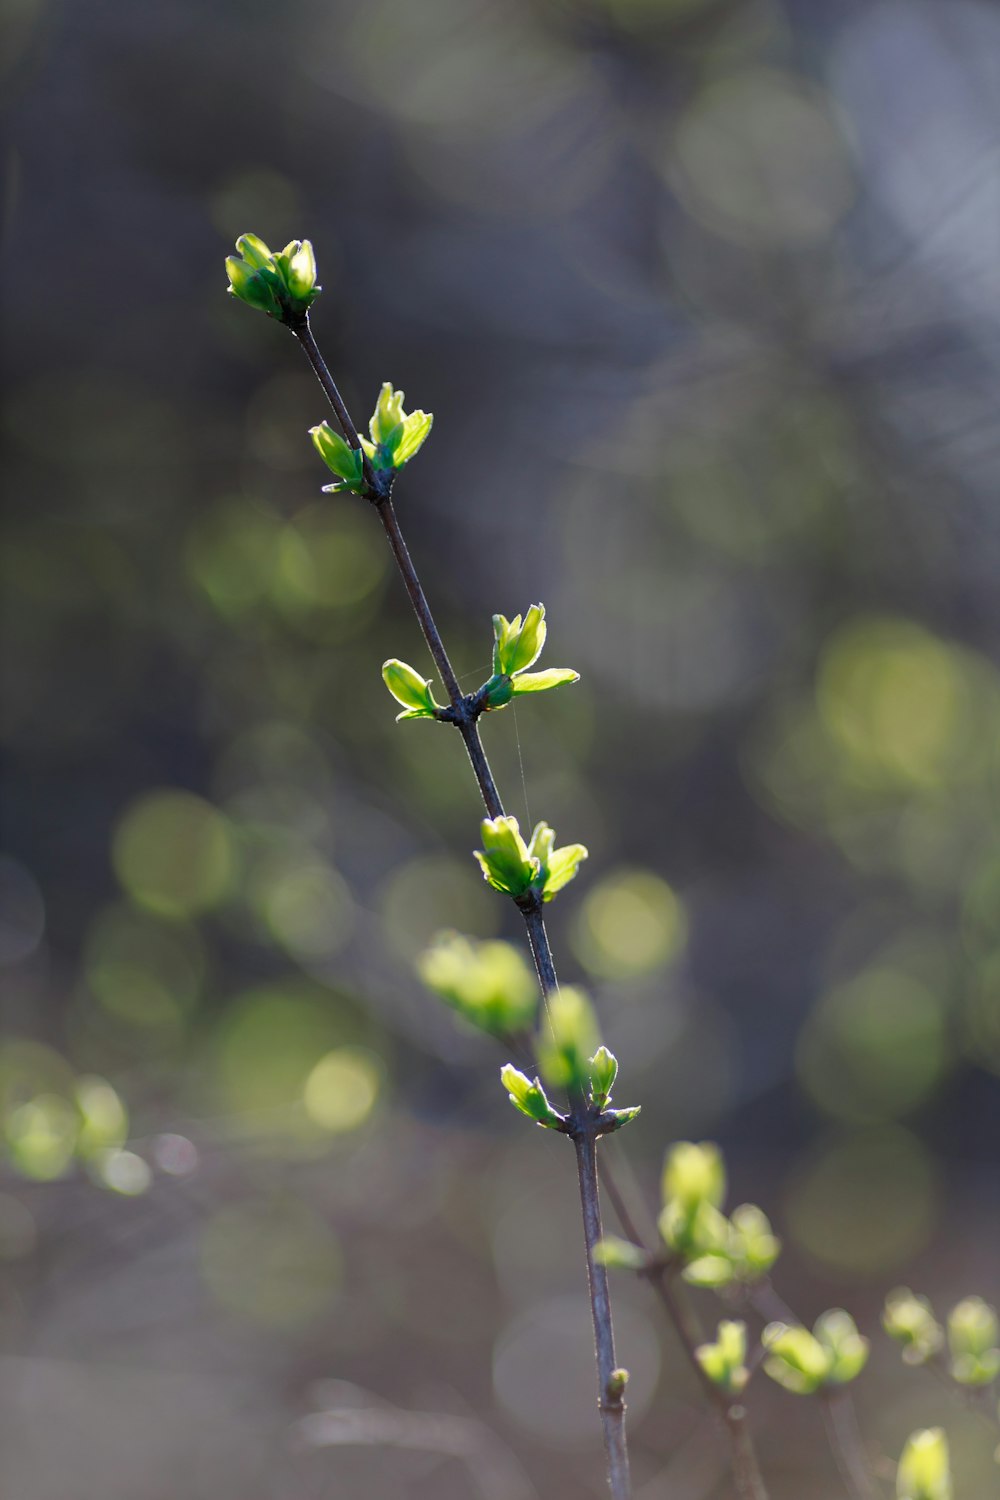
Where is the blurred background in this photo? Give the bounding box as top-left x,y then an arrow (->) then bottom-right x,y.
2,0 -> 999,1495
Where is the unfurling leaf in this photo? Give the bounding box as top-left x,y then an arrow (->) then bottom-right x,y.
310,422 -> 366,495
510,667 -> 580,695
381,659 -> 443,721
500,1064 -> 565,1129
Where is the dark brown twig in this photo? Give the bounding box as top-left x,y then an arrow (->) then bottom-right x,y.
293,317 -> 631,1500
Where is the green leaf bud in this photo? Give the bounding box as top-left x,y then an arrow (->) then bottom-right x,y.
662,1141 -> 727,1214
417,932 -> 538,1035
500,1063 -> 565,1129
474,816 -> 537,898
815,1309 -> 869,1385
480,674 -> 516,711
594,1236 -> 649,1272
948,1297 -> 1000,1386
602,1104 -> 642,1132
883,1288 -> 943,1366
589,1045 -> 618,1107
696,1320 -> 750,1398
381,659 -> 443,721
605,1368 -> 629,1402
896,1429 -> 952,1500
537,986 -> 601,1091
762,1323 -> 831,1395
729,1203 -> 781,1281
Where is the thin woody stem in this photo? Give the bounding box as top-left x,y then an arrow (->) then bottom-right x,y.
575,1130 -> 632,1500
375,498 -> 466,711
293,322 -> 631,1500
522,904 -> 630,1500
376,497 -> 505,819
296,318 -> 380,494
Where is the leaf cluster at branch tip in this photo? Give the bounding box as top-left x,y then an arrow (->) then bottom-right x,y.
225,233 -> 320,324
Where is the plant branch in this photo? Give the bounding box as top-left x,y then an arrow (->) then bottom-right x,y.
374,497 -> 467,713
295,319 -> 380,494
520,904 -> 559,997
653,1269 -> 769,1500
294,322 -> 631,1499
821,1391 -> 883,1500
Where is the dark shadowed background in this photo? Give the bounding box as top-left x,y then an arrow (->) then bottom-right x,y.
2,0 -> 999,1496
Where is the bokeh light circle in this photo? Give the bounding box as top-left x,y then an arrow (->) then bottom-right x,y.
112,790 -> 235,919
665,69 -> 854,248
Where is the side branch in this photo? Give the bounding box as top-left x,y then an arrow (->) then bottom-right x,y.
600,1167 -> 768,1500
654,1271 -> 768,1500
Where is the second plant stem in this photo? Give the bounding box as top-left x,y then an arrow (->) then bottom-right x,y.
600,1167 -> 769,1500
